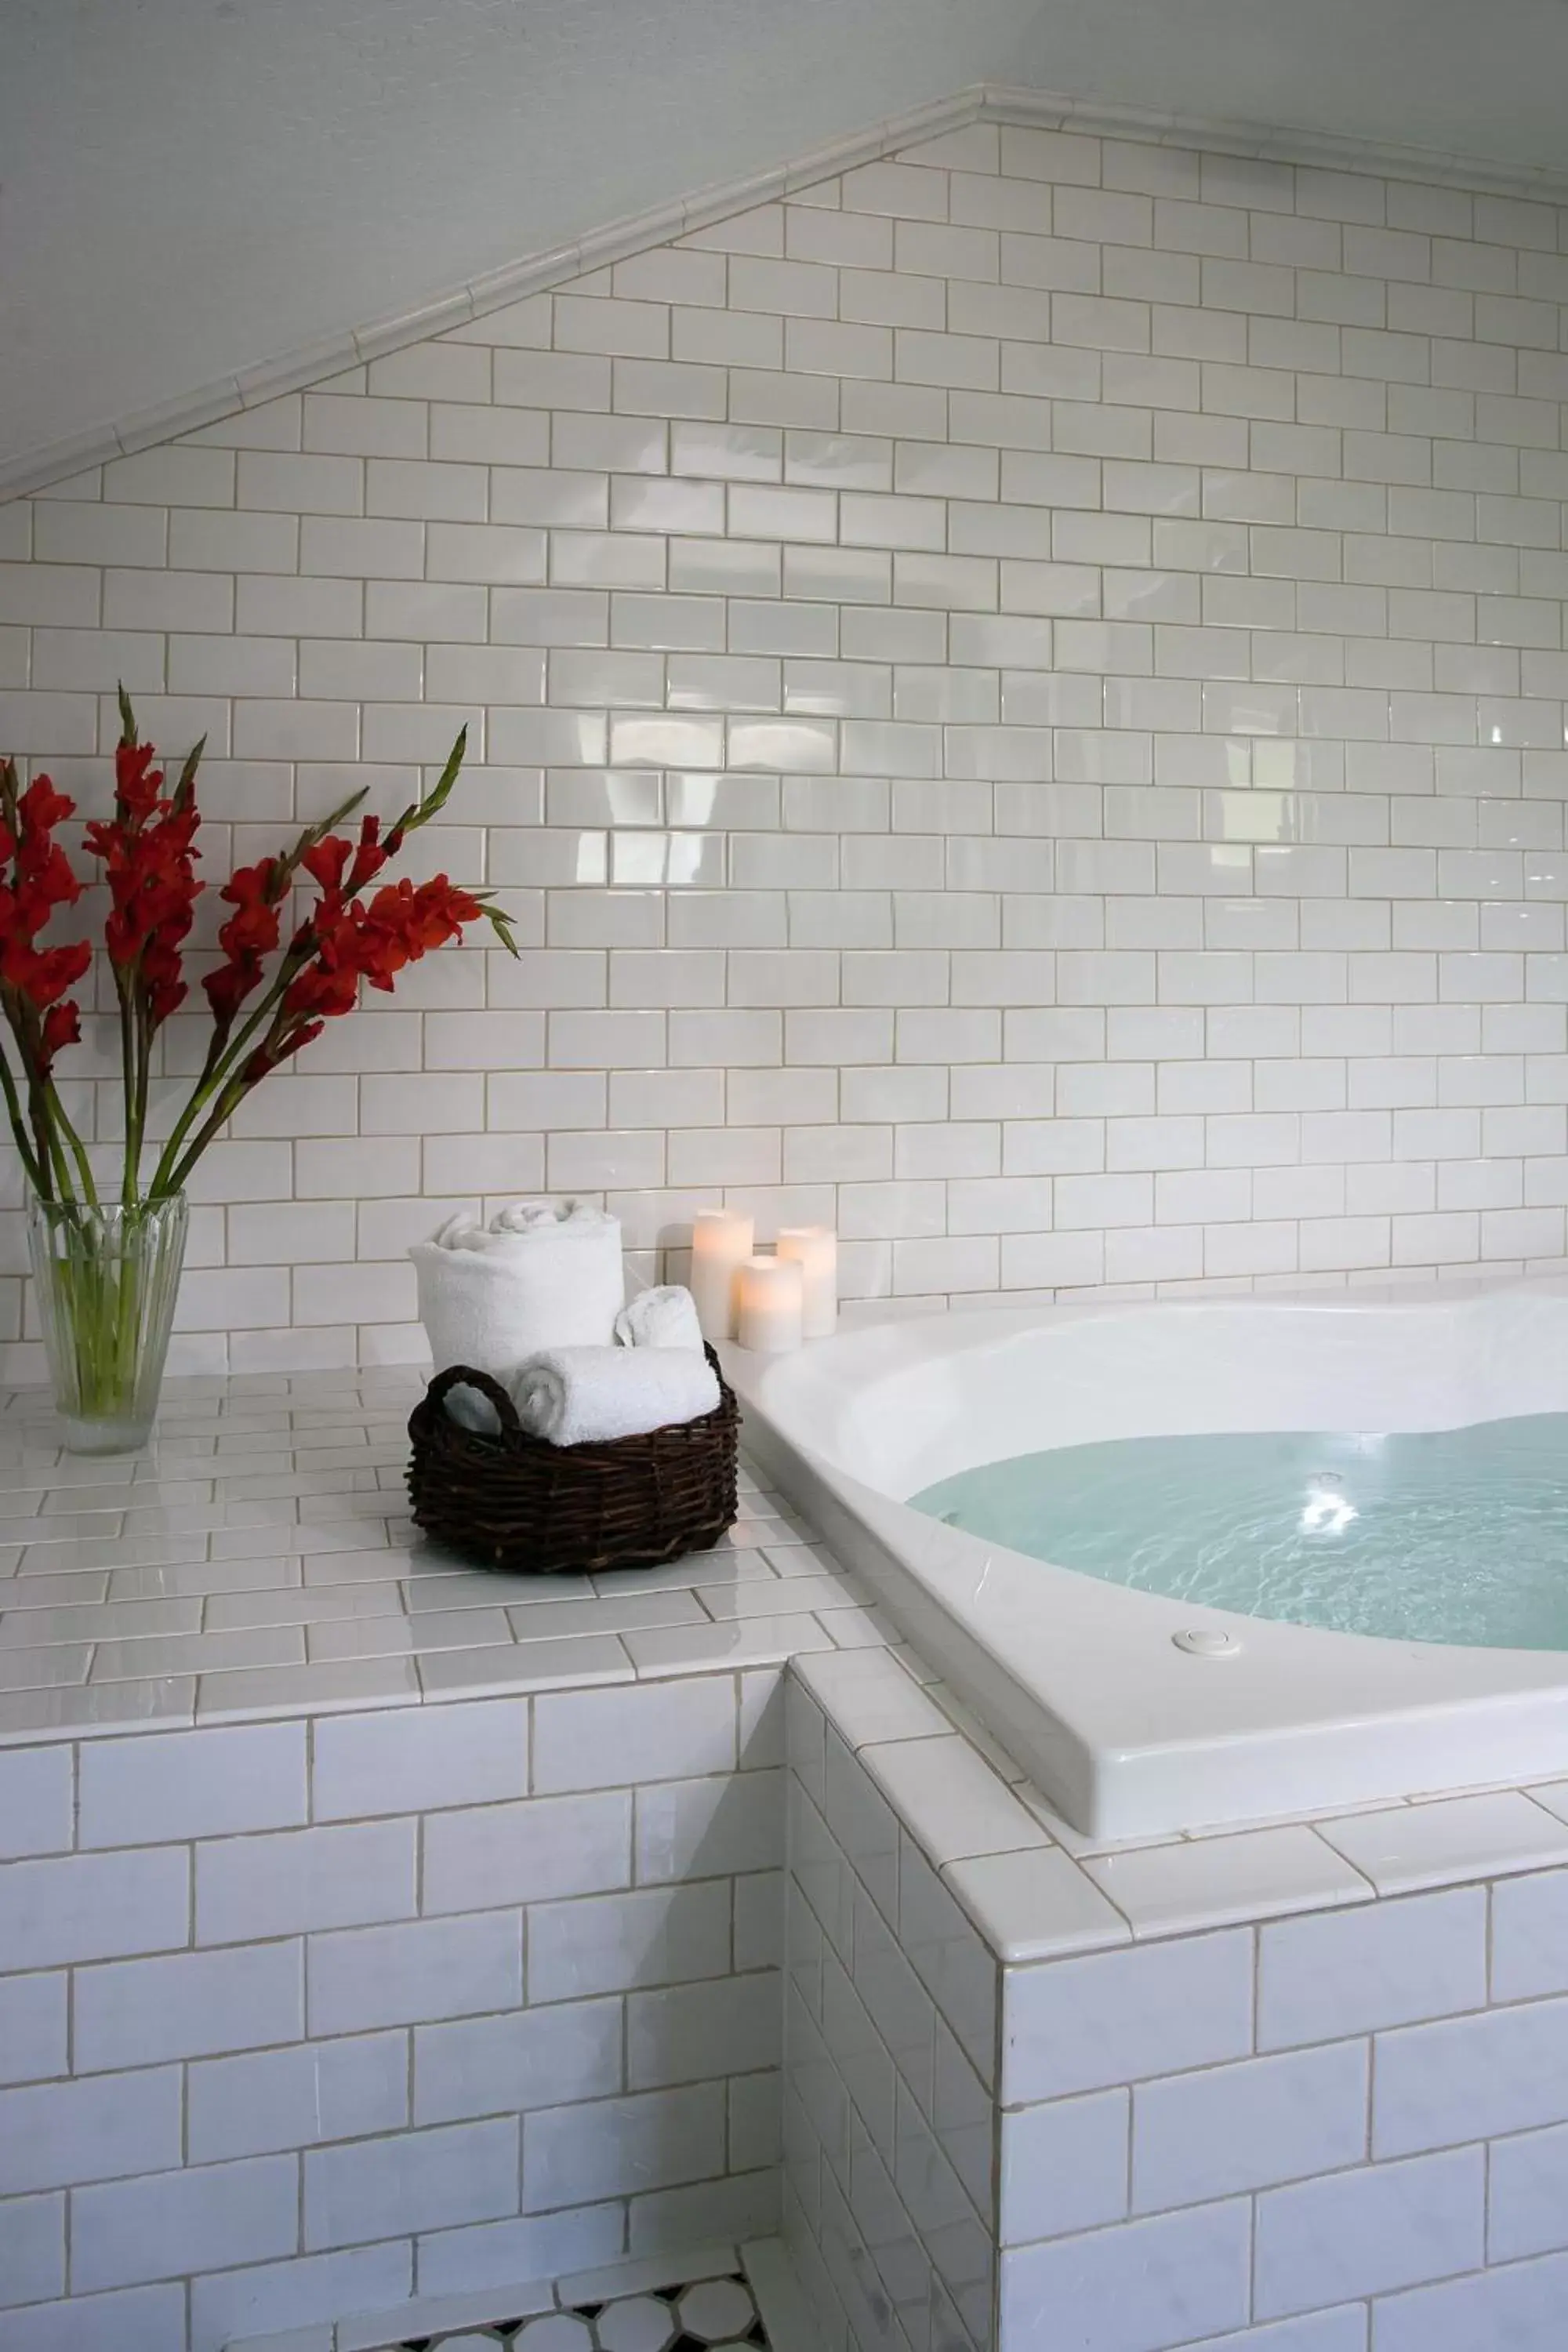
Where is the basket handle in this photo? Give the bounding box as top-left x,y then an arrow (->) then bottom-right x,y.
426,1365 -> 522,1437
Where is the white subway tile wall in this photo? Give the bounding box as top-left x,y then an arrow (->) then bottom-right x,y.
6,128 -> 1568,1365
0,1670 -> 786,2352
786,1657 -> 1568,2352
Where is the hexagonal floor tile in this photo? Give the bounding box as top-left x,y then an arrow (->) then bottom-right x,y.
675,2280 -> 757,2344
594,2293 -> 679,2352
416,2268 -> 770,2352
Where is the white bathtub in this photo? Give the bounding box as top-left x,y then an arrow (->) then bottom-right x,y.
725,1282 -> 1568,1840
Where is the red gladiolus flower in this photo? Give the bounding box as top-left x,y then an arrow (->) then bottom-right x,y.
11,777 -> 83,935
347,815 -> 391,894
281,932 -> 362,1022
267,873 -> 485,1069
365,876 -> 482,962
217,861 -> 283,956
114,741 -> 165,822
245,1022 -> 323,1085
38,1000 -> 81,1073
0,771 -> 92,1096
1,938 -> 92,1009
203,858 -> 284,1029
85,778 -> 201,1033
140,935 -> 187,1024
19,776 -> 78,840
299,815 -> 393,916
301,835 -> 352,906
0,697 -> 506,1214
203,964 -> 251,1027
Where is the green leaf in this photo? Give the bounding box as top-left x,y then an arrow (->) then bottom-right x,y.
172,735 -> 206,812
285,787 -> 369,880
393,724 -> 467,840
480,897 -> 521,958
116,682 -> 137,749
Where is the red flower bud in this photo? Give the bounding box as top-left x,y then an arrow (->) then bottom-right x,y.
38,1000 -> 81,1073
347,815 -> 390,895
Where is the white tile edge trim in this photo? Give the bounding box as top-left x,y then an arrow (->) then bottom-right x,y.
742,2233 -> 820,2352
0,85 -> 982,506
13,75 -> 1568,503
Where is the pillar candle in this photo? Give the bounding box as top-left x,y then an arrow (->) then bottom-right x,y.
735,1255 -> 804,1353
776,1225 -> 837,1338
689,1209 -> 754,1341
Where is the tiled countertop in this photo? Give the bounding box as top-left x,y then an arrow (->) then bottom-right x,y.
8,1371 -> 1568,1962
0,1370 -> 887,1748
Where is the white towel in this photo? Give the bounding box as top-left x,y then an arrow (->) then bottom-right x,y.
412,1200 -> 623,1432
615,1284 -> 706,1352
490,1200 -> 609,1236
510,1345 -> 720,1446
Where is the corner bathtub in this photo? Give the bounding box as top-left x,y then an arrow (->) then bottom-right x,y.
724,1283 -> 1568,1840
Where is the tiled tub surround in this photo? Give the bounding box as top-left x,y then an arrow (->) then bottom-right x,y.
0,1374 -> 884,2352
12,125 -> 1568,1369
784,1651 -> 1568,2352
10,1393 -> 1568,2352
0,1671 -> 793,2352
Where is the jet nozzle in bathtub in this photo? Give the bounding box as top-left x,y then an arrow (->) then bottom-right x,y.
1172,1627 -> 1242,1659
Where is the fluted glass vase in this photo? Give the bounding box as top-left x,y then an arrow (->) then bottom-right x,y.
27,1192 -> 189,1454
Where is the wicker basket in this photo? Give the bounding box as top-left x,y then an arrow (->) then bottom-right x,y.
405,1348 -> 740,1574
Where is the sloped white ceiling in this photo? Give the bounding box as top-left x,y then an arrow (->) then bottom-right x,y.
7,0 -> 1568,480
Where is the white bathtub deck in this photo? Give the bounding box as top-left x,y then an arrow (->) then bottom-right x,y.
0,1370 -> 880,1747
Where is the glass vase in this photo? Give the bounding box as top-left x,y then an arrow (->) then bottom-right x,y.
27,1192 -> 189,1454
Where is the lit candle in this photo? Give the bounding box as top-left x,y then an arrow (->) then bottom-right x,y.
776,1225 -> 837,1339
736,1254 -> 804,1353
689,1209 -> 754,1341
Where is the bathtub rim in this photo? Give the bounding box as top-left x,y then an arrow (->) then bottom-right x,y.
724,1280 -> 1568,1839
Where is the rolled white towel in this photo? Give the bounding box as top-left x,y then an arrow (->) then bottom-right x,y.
615,1284 -> 706,1352
412,1200 -> 623,1432
490,1199 -> 608,1236
510,1345 -> 720,1446
431,1198 -> 614,1252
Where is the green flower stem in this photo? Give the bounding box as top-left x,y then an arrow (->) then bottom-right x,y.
162,1065 -> 263,1198
31,1084 -> 74,1206
118,985 -> 139,1206
34,1195 -> 187,1430
147,960 -> 303,1200
44,1080 -> 96,1209
0,1047 -> 45,1198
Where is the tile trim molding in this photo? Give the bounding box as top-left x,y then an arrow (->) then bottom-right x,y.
10,77 -> 1568,504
